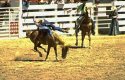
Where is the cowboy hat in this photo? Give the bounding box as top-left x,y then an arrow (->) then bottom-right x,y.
36,19 -> 44,23
111,6 -> 117,10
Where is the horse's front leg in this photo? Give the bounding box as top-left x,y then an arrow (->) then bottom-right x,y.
81,32 -> 86,48
45,45 -> 51,61
34,43 -> 38,51
34,41 -> 42,57
54,46 -> 58,61
75,28 -> 79,46
88,32 -> 91,48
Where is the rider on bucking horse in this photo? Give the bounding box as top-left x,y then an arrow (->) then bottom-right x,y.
76,0 -> 95,35
33,17 -> 53,38
33,16 -> 68,42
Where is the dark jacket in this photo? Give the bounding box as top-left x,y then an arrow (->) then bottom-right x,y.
109,10 -> 118,19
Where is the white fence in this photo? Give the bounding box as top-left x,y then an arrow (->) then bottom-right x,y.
22,2 -> 125,36
0,7 -> 20,39
0,1 -> 125,39
94,1 -> 125,34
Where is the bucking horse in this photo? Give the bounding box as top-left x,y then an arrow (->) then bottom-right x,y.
26,30 -> 69,61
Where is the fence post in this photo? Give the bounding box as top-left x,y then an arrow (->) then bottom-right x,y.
9,8 -> 11,38
95,15 -> 98,35
95,4 -> 99,35
19,0 -> 23,38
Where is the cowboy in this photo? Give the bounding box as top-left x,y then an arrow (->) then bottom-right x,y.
43,19 -> 68,33
109,4 -> 124,35
33,18 -> 53,38
76,0 -> 87,27
33,17 -> 68,37
23,0 -> 30,8
22,0 -> 30,12
109,5 -> 118,35
76,0 -> 95,35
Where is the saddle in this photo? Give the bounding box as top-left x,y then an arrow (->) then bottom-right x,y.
76,16 -> 91,29
37,29 -> 56,45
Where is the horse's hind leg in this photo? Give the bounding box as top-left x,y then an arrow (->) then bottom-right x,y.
88,32 -> 91,48
81,32 -> 86,48
45,46 -> 51,61
75,28 -> 79,46
38,43 -> 46,52
75,21 -> 79,46
54,46 -> 58,61
34,43 -> 38,51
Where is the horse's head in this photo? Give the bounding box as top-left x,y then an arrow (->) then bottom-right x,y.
82,7 -> 92,24
85,7 -> 89,18
26,30 -> 33,38
62,46 -> 69,59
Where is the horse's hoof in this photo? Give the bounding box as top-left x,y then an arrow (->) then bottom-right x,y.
89,46 -> 92,49
39,54 -> 42,57
53,60 -> 59,62
33,49 -> 37,52
75,43 -> 78,46
43,59 -> 47,61
81,46 -> 86,48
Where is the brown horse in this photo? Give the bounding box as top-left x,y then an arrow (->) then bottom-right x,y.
26,30 -> 69,61
75,7 -> 95,48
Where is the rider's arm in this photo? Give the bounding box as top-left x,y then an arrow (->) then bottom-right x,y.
117,5 -> 125,11
44,19 -> 51,25
33,18 -> 38,26
44,19 -> 55,29
33,16 -> 36,22
33,17 -> 40,29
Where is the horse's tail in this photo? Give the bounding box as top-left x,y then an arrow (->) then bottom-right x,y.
62,45 -> 69,59
52,31 -> 69,59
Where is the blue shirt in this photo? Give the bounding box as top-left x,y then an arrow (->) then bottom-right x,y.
33,19 -> 49,30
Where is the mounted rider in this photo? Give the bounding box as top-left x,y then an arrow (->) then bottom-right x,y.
33,18 -> 52,37
76,0 -> 95,35
33,17 -> 68,40
76,0 -> 87,27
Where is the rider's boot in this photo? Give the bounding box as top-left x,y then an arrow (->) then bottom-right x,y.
62,29 -> 68,33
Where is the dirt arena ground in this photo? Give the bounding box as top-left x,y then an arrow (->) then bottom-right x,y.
0,35 -> 125,80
